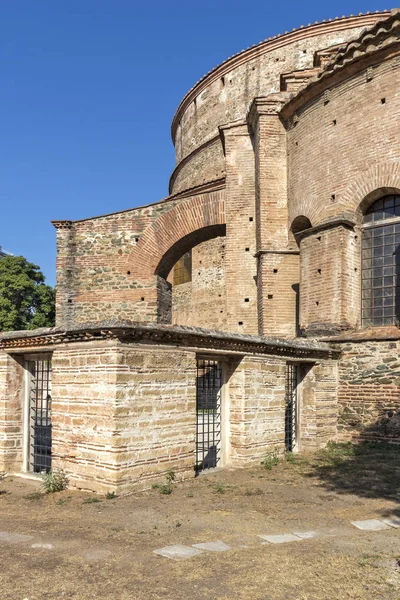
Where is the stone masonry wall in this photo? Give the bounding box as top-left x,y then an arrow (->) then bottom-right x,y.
50,342 -> 198,493
335,339 -> 400,442
113,345 -> 197,491
227,355 -> 286,465
51,344 -> 122,491
55,189 -> 225,328
170,236 -> 227,329
0,352 -> 25,472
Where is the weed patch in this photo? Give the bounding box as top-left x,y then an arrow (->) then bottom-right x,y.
83,497 -> 102,504
41,469 -> 69,494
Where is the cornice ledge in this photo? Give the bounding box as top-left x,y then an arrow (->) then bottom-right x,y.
295,213 -> 357,241
247,93 -> 292,129
255,249 -> 300,257
0,321 -> 339,359
169,134 -> 221,194
51,220 -> 73,230
218,119 -> 249,154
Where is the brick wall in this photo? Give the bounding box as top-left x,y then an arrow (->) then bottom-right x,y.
285,53 -> 399,333
286,55 -> 400,228
113,345 -> 197,491
51,343 -> 197,493
299,225 -> 360,333
300,360 -> 339,450
171,17 -> 382,193
221,123 -> 258,335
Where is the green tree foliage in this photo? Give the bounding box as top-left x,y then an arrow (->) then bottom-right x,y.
0,256 -> 55,331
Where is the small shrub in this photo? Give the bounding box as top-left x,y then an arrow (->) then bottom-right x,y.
166,470 -> 176,484
41,469 -> 69,494
214,482 -> 226,494
153,470 -> 176,495
285,451 -> 295,463
106,491 -> 117,500
186,492 -> 194,498
262,449 -> 279,470
160,483 -> 172,495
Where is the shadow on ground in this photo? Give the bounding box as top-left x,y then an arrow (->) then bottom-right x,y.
304,439 -> 400,517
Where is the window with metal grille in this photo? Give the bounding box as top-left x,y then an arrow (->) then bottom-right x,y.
195,359 -> 222,472
173,250 -> 192,285
27,359 -> 52,473
285,363 -> 298,452
362,195 -> 400,326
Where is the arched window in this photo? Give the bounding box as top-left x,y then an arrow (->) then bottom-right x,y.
362,195 -> 400,326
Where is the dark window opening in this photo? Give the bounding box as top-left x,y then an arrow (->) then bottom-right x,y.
173,250 -> 192,285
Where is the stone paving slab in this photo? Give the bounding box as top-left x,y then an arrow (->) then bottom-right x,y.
259,534 -> 302,544
192,540 -> 231,552
0,531 -> 33,544
292,530 -> 320,540
351,519 -> 391,531
381,517 -> 400,528
153,544 -> 204,560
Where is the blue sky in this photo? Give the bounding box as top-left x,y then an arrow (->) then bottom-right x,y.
0,1 -> 390,285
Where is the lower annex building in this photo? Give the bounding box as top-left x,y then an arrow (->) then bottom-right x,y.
0,9 -> 399,492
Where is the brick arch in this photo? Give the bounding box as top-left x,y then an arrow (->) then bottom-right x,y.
126,189 -> 225,280
340,160 -> 400,218
156,224 -> 226,279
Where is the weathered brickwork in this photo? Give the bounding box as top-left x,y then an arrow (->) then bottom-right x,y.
284,47 -> 400,334
0,326 -> 337,491
171,16 -> 384,191
2,12 -> 398,491
299,225 -> 360,334
55,188 -> 225,327
170,139 -> 224,195
170,236 -> 227,329
0,352 -> 24,472
333,338 -> 400,442
227,356 -> 286,464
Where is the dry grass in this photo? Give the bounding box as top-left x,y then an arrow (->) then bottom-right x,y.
0,442 -> 399,599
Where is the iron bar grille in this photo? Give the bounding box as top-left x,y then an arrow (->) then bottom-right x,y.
196,359 -> 222,472
362,195 -> 400,326
28,359 -> 52,473
285,363 -> 298,452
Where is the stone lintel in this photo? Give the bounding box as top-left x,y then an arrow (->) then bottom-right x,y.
0,320 -> 339,360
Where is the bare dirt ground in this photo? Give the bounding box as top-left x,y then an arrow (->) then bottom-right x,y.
1,442 -> 400,600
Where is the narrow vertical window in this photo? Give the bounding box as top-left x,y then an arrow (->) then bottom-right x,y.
173,250 -> 192,285
362,195 -> 400,326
